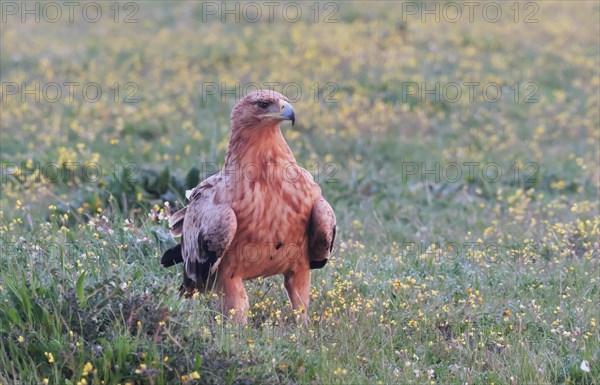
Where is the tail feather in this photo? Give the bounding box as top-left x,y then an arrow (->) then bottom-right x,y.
161,243 -> 183,267
310,259 -> 328,269
181,259 -> 213,295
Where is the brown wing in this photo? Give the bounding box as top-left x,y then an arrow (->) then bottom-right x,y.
160,208 -> 187,267
167,175 -> 217,238
168,206 -> 187,237
308,198 -> 336,269
182,176 -> 237,281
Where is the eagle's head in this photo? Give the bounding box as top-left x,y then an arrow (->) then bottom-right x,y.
230,90 -> 295,132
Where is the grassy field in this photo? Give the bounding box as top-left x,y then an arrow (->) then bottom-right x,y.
0,1 -> 598,384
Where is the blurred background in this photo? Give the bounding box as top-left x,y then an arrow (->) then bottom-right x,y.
0,1 -> 598,384
1,2 -> 597,243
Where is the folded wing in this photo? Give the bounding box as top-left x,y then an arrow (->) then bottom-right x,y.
161,176 -> 238,282
308,198 -> 336,269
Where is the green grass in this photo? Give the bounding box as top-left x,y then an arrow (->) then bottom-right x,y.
1,2 -> 599,384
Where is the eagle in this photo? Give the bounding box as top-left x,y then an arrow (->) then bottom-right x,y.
161,90 -> 336,323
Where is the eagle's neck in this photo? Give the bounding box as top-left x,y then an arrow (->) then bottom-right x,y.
224,124 -> 296,168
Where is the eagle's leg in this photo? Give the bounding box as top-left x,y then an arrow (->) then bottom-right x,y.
284,267 -> 311,321
217,273 -> 249,324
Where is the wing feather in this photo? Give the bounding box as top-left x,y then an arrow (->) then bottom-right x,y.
308,198 -> 336,269
168,207 -> 187,236
182,178 -> 237,281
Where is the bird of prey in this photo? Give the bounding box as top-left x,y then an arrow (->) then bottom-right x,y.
161,90 -> 336,323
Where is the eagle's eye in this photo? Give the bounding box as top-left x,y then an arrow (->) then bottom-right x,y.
257,101 -> 270,109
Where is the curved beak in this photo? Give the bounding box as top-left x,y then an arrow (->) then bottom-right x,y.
278,100 -> 295,126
